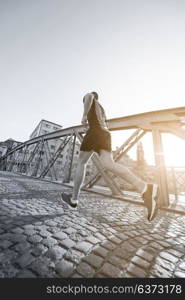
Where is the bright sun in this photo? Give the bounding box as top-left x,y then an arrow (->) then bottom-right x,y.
111,131 -> 185,167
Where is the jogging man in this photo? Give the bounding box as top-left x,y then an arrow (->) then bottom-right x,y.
62,92 -> 158,221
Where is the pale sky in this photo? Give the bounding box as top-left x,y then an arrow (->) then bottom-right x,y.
1,0 -> 185,149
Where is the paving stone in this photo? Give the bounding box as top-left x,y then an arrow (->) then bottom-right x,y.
0,240 -> 13,249
131,256 -> 151,269
35,225 -> 48,231
44,220 -> 58,227
165,238 -> 179,246
29,257 -> 55,277
64,249 -> 84,264
179,262 -> 185,271
86,226 -> 98,233
75,242 -> 93,253
14,242 -> 31,253
166,249 -> 184,258
157,240 -> 171,248
164,232 -> 177,238
43,237 -> 58,248
116,233 -> 129,241
134,236 -> 148,244
76,262 -> 95,278
23,224 -> 35,230
59,238 -> 75,249
93,246 -> 109,258
83,254 -> 104,269
121,242 -> 135,253
178,236 -> 185,242
136,249 -> 154,262
108,256 -> 127,269
101,241 -> 116,251
159,251 -> 179,264
125,272 -> 136,278
100,263 -> 121,278
31,244 -> 48,256
78,230 -> 89,237
127,263 -> 147,278
151,233 -> 165,240
138,229 -> 148,235
11,228 -> 24,234
11,234 -> 27,243
149,242 -> 164,251
39,230 -> 52,238
27,234 -> 42,244
56,259 -> 75,277
85,236 -> 100,245
142,245 -> 157,255
126,232 -> 137,238
143,235 -> 154,241
63,227 -> 76,234
16,270 -> 37,278
46,227 -> 59,234
107,227 -> 117,234
156,257 -> 176,272
23,229 -> 36,236
46,246 -> 67,260
0,249 -> 18,263
174,271 -> 185,278
0,265 -> 19,278
128,239 -> 142,248
15,252 -> 35,268
175,237 -> 185,244
108,236 -> 122,245
131,230 -> 140,236
150,264 -> 173,278
114,247 -> 131,259
94,232 -> 107,241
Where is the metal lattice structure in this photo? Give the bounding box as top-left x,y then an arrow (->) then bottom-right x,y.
1,106 -> 185,213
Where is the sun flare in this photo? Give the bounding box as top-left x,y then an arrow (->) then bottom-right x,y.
112,131 -> 185,167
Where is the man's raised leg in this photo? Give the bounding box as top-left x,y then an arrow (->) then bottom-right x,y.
99,150 -> 159,221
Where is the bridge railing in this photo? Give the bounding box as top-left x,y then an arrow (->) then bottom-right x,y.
1,106 -> 185,211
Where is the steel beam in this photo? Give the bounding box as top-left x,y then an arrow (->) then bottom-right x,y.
65,134 -> 76,183
152,130 -> 169,207
19,144 -> 28,173
31,140 -> 44,177
3,106 -> 185,158
39,135 -> 72,179
26,141 -> 41,175
43,141 -> 57,180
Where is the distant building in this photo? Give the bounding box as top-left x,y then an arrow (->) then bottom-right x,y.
0,119 -> 95,183
0,138 -> 23,171
29,119 -> 63,139
28,119 -> 64,179
0,143 -> 8,157
0,138 -> 22,156
28,119 -> 94,182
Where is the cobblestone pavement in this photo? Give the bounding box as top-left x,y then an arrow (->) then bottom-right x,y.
0,171 -> 185,278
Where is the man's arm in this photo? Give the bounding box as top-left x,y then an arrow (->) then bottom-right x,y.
81,93 -> 93,125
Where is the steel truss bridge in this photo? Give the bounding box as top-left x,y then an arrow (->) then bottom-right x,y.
1,106 -> 185,215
